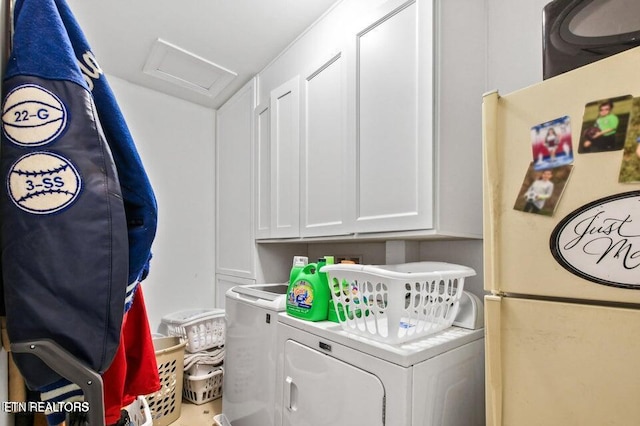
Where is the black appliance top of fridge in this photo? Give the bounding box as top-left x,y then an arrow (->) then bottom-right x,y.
543,0 -> 640,79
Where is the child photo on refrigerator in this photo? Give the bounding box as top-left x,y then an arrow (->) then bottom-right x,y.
579,95 -> 632,153
531,115 -> 573,170
514,163 -> 572,216
618,96 -> 640,183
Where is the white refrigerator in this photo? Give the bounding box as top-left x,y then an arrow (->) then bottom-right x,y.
483,46 -> 640,426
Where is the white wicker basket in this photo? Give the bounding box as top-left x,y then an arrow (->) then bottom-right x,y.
162,309 -> 225,353
321,262 -> 475,344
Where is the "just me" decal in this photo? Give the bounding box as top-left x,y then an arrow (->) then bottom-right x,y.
550,191 -> 640,289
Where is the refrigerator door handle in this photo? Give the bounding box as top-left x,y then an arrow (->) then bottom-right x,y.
482,90 -> 500,294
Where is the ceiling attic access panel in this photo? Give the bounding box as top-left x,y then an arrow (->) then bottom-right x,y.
143,38 -> 237,98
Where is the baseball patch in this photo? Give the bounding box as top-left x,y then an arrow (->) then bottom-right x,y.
2,84 -> 67,147
7,152 -> 81,215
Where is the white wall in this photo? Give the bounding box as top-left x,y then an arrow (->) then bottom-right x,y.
487,0 -> 551,94
108,75 -> 216,331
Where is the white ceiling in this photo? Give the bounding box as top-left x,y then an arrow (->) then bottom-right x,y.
66,0 -> 340,109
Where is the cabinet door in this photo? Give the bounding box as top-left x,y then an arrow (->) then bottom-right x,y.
351,0 -> 433,233
270,76 -> 300,238
300,51 -> 352,237
216,79 -> 256,278
255,102 -> 271,239
282,340 -> 385,426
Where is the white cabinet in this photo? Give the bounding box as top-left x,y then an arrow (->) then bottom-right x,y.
216,79 -> 256,278
300,50 -> 352,237
350,0 -> 433,233
254,0 -> 485,240
255,102 -> 271,240
346,0 -> 485,237
257,53 -> 352,240
269,76 -> 300,239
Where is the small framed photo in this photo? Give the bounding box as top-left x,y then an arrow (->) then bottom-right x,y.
531,116 -> 573,170
578,95 -> 632,154
619,97 -> 640,183
514,163 -> 573,216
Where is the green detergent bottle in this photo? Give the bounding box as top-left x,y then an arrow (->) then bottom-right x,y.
327,260 -> 369,323
327,278 -> 349,323
286,257 -> 331,321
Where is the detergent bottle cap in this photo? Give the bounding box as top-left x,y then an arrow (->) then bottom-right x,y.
317,258 -> 326,271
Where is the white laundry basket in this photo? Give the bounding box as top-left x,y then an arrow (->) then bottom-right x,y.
125,396 -> 152,426
162,309 -> 225,353
321,262 -> 475,344
183,363 -> 224,404
145,336 -> 186,426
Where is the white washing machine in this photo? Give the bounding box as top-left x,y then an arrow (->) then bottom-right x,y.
274,291 -> 485,426
216,283 -> 288,426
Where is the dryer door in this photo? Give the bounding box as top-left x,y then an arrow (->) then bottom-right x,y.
282,340 -> 385,425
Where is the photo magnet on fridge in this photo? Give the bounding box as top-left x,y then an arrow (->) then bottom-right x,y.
514,162 -> 573,216
578,95 -> 632,154
531,116 -> 573,170
618,97 -> 640,183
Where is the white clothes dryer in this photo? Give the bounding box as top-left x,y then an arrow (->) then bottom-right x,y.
274,291 -> 485,426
